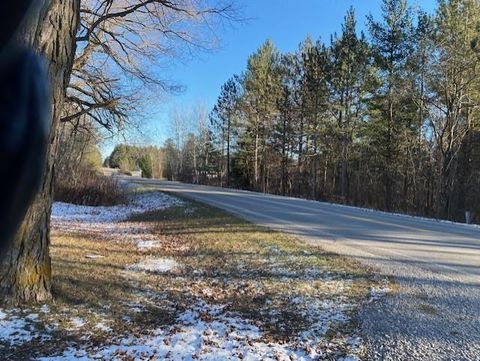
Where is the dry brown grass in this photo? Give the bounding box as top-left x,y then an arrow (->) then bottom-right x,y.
1,191 -> 380,359
54,167 -> 127,206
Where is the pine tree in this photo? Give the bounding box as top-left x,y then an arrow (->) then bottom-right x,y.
329,8 -> 371,202
210,76 -> 242,187
405,11 -> 436,213
241,40 -> 282,192
301,39 -> 330,199
275,53 -> 302,195
367,0 -> 415,211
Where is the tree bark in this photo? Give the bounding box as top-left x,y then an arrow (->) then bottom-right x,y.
0,0 -> 79,304
254,129 -> 259,190
226,115 -> 231,187
339,106 -> 349,203
281,112 -> 287,196
439,151 -> 453,219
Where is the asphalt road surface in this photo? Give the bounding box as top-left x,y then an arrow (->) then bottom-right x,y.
134,179 -> 480,361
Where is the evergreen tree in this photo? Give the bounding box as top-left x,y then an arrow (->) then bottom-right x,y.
275,53 -> 302,195
301,39 -> 330,199
241,40 -> 282,192
367,0 -> 415,210
406,11 -> 436,213
329,8 -> 371,202
210,76 -> 242,186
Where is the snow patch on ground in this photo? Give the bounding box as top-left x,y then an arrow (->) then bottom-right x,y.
52,192 -> 182,224
0,310 -> 50,345
127,258 -> 179,274
51,191 -> 182,248
36,301 -> 306,360
36,297 -> 363,360
296,298 -> 351,338
69,317 -> 86,329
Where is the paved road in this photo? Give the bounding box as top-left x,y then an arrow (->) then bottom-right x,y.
134,179 -> 480,360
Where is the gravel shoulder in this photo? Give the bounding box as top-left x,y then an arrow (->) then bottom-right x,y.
298,234 -> 480,361
359,254 -> 479,360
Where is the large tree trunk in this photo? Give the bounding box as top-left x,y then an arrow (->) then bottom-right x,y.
0,0 -> 79,304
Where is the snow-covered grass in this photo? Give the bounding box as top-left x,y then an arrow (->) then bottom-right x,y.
36,299 -> 365,361
69,317 -> 86,330
52,190 -> 182,223
0,310 -> 50,346
51,190 -> 183,246
0,186 -> 379,360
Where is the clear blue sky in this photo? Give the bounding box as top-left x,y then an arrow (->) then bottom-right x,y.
101,0 -> 437,156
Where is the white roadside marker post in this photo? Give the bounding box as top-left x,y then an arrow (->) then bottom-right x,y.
465,210 -> 472,224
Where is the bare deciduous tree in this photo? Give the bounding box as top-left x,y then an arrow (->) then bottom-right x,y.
65,0 -> 237,133
0,0 -> 237,304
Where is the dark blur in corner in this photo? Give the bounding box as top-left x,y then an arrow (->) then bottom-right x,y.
0,1 -> 50,255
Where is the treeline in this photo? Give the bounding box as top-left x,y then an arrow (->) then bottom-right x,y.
107,144 -> 165,179
108,106 -> 219,183
166,0 -> 480,222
